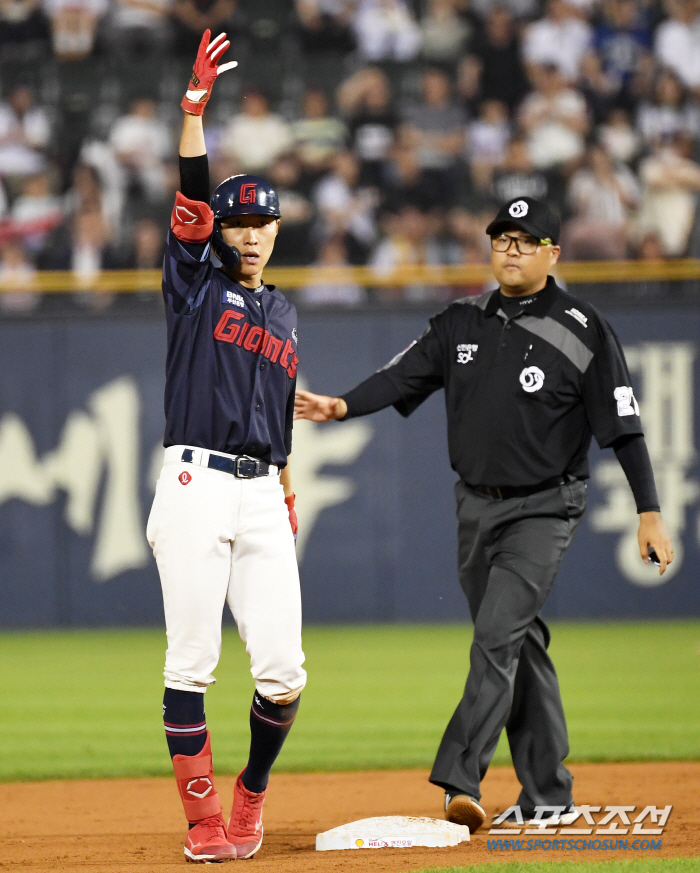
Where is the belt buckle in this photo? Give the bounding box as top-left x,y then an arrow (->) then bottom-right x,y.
234,457 -> 259,478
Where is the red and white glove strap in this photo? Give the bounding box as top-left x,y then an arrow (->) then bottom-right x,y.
181,30 -> 238,117
171,192 -> 214,243
285,493 -> 298,543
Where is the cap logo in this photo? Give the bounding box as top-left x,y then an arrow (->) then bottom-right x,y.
240,182 -> 257,204
509,200 -> 529,218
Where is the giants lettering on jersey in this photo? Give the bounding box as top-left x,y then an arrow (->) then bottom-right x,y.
214,309 -> 298,378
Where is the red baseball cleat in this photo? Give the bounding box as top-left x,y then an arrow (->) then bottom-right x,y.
184,813 -> 237,863
172,732 -> 236,863
227,772 -> 266,859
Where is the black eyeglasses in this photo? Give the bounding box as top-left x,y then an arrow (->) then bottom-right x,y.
491,233 -> 553,255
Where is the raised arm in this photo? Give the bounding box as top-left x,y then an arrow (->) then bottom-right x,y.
171,30 -> 237,238
178,29 -> 237,177
181,113 -> 206,159
165,31 -> 238,309
181,29 -> 237,119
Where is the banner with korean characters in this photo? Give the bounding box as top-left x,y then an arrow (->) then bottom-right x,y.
0,304 -> 698,626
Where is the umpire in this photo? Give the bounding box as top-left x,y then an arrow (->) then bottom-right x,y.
294,196 -> 674,832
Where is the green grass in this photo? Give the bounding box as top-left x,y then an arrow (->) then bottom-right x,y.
0,622 -> 697,781
418,860 -> 700,872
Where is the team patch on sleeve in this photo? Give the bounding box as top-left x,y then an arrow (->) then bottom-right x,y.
171,192 -> 214,243
614,386 -> 640,417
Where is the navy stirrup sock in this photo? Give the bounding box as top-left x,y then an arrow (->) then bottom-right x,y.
163,688 -> 207,758
164,688 -> 299,794
242,693 -> 300,794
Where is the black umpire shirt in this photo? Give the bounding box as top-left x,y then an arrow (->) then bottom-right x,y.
342,276 -> 645,488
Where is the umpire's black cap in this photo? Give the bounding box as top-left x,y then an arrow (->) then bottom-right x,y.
486,196 -> 560,244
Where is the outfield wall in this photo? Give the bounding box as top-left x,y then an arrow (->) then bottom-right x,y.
1,303 -> 698,626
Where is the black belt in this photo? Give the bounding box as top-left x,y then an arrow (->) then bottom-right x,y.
181,448 -> 272,479
469,476 -> 566,500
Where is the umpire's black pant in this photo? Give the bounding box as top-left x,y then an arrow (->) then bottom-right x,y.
430,478 -> 587,814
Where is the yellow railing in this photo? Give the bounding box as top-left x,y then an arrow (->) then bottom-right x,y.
2,260 -> 700,293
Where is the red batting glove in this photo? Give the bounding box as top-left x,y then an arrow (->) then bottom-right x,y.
285,494 -> 298,544
181,30 -> 238,116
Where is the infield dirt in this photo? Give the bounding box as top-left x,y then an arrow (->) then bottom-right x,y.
1,762 -> 697,871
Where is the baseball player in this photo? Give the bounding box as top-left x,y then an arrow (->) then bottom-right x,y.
295,196 -> 673,833
146,31 -> 305,863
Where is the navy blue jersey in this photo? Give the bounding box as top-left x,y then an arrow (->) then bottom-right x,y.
161,230 -> 298,467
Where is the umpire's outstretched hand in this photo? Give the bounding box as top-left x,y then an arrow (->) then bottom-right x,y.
638,511 -> 674,575
294,390 -> 347,422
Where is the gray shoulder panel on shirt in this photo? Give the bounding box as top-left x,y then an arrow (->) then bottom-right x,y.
516,315 -> 594,373
454,290 -> 495,310
378,338 -> 418,372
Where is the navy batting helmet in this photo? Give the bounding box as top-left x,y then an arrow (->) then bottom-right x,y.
210,174 -> 280,269
211,174 -> 281,219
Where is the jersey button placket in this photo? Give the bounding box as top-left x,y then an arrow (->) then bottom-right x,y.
252,296 -> 270,417
502,320 -> 513,346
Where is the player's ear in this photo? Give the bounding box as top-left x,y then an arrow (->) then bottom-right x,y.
274,218 -> 281,236
549,245 -> 561,267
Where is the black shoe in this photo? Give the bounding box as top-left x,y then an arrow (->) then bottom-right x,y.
445,792 -> 486,832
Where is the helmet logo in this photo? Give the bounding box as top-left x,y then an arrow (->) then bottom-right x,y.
240,182 -> 257,204
509,200 -> 528,218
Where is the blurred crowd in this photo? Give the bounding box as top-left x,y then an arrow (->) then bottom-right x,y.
2,0 -> 700,309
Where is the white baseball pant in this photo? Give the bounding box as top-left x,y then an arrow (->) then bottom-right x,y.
146,445 -> 307,704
